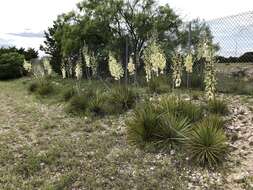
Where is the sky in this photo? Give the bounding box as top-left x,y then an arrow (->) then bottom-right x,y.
0,0 -> 252,56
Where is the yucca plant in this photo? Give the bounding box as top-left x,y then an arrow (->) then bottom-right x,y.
207,99 -> 229,115
127,102 -> 191,149
108,86 -> 138,113
188,120 -> 228,167
66,95 -> 88,115
159,97 -> 203,123
62,87 -> 77,101
88,90 -> 107,116
204,115 -> 226,129
148,76 -> 171,94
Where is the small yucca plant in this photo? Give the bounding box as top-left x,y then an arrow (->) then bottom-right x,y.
207,99 -> 229,115
109,86 -> 138,112
148,76 -> 171,94
159,97 -> 203,123
127,102 -> 190,149
88,91 -> 107,116
62,87 -> 77,102
188,120 -> 228,167
66,95 -> 88,115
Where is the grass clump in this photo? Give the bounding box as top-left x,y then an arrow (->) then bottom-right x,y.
148,76 -> 171,94
66,95 -> 89,115
88,91 -> 107,116
28,80 -> 55,96
207,99 -> 229,115
127,102 -> 190,149
187,119 -> 228,167
62,87 -> 77,101
159,96 -> 203,123
107,86 -> 139,113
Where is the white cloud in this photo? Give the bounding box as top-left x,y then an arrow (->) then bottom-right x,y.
161,0 -> 253,21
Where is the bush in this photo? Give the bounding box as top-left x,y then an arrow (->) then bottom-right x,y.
148,76 -> 171,94
107,86 -> 138,113
127,102 -> 191,149
66,95 -> 89,115
204,115 -> 226,129
159,97 -> 203,123
188,120 -> 228,167
0,52 -> 24,79
36,81 -> 55,96
88,91 -> 107,116
62,87 -> 77,101
28,82 -> 39,93
207,99 -> 229,115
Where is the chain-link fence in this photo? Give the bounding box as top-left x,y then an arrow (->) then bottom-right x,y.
207,11 -> 253,63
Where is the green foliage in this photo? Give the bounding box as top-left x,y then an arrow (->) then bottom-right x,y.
28,82 -> 39,93
37,81 -> 55,96
159,97 -> 203,123
188,120 -> 228,167
107,86 -> 139,113
127,102 -> 191,149
62,87 -> 77,101
66,95 -> 88,115
204,115 -> 226,129
0,52 -> 24,79
28,80 -> 55,96
88,91 -> 107,116
148,76 -> 171,94
207,99 -> 229,115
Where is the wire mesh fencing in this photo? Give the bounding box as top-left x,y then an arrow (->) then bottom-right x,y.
207,11 -> 253,63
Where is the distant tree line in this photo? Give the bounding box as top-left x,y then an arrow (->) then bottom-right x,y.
217,52 -> 253,63
0,47 -> 38,79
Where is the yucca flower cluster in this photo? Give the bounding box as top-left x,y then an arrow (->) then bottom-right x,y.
75,61 -> 83,80
109,52 -> 124,80
127,57 -> 135,76
23,59 -> 32,73
43,59 -> 53,76
61,65 -> 66,79
172,52 -> 183,88
184,53 -> 193,73
143,40 -> 166,82
204,50 -> 216,100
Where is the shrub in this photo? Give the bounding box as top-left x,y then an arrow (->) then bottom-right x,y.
28,82 -> 39,93
126,102 -> 191,149
62,87 -> 77,101
66,95 -> 88,115
204,115 -> 226,129
207,99 -> 229,115
159,97 -> 203,123
148,76 -> 171,94
188,121 -> 228,167
37,81 -> 55,96
108,86 -> 138,113
88,91 -> 107,116
0,52 -> 24,79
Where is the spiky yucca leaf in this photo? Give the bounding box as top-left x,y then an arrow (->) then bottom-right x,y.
207,99 -> 229,115
127,102 -> 191,149
188,121 -> 228,167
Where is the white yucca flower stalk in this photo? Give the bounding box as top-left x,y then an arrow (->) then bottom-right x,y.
184,53 -> 193,73
23,59 -> 32,73
143,40 -> 166,81
204,47 -> 216,100
108,52 -> 124,80
90,54 -> 97,76
43,59 -> 53,76
75,62 -> 83,80
127,57 -> 135,76
172,53 -> 183,88
61,64 -> 66,79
